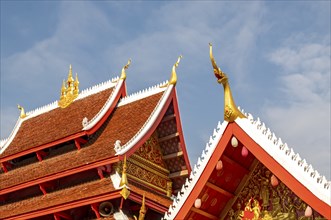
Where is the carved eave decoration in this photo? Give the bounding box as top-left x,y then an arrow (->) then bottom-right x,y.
17,104 -> 26,119
58,65 -> 80,108
120,59 -> 131,80
209,43 -> 246,122
160,55 -> 182,88
120,155 -> 130,200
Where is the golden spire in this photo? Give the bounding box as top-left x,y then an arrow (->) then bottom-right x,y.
168,55 -> 182,85
73,73 -> 79,98
120,59 -> 131,80
120,155 -> 130,199
139,193 -> 146,220
58,65 -> 79,108
17,104 -> 26,119
209,43 -> 246,122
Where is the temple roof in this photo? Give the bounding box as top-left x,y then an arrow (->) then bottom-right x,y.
0,85 -> 167,191
163,110 -> 331,219
0,77 -> 125,160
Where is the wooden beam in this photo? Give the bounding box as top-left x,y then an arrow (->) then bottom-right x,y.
161,114 -> 176,122
190,207 -> 218,219
158,132 -> 179,142
169,170 -> 188,179
162,151 -> 183,160
222,154 -> 250,173
205,181 -> 234,198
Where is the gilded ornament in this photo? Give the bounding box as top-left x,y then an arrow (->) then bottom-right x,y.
17,104 -> 26,119
120,59 -> 131,80
58,65 -> 80,108
209,43 -> 246,122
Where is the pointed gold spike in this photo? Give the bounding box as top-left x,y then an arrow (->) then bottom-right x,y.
209,43 -> 246,122
17,104 -> 26,119
120,59 -> 131,80
119,155 -> 128,187
73,73 -> 79,98
168,55 -> 182,85
138,193 -> 147,220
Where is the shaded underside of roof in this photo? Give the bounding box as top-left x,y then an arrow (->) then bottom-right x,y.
165,120 -> 330,219
1,87 -> 114,159
0,92 -> 164,190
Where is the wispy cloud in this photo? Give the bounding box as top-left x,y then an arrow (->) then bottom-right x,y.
264,37 -> 330,178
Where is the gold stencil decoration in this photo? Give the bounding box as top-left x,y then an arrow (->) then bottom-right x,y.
136,133 -> 166,168
226,163 -> 326,220
58,65 -> 79,108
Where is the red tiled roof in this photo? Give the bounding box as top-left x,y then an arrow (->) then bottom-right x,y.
0,92 -> 164,191
0,178 -> 117,219
1,87 -> 114,159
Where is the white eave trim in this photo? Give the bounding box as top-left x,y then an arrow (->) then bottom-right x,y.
163,120 -> 228,220
82,78 -> 123,130
235,113 -> 331,206
114,82 -> 172,155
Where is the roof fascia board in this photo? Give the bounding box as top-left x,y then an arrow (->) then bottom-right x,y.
171,88 -> 191,173
164,121 -> 229,220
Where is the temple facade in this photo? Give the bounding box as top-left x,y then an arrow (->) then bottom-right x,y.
0,45 -> 330,220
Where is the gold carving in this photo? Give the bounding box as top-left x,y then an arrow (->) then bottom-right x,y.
17,104 -> 26,119
166,181 -> 173,197
120,155 -> 130,200
120,59 -> 131,80
209,43 -> 246,122
226,163 -> 326,219
135,133 -> 167,169
58,65 -> 79,108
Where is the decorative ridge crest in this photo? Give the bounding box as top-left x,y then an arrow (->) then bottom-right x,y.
120,59 -> 131,80
163,120 -> 228,220
117,81 -> 168,107
236,108 -> 331,205
209,43 -> 246,122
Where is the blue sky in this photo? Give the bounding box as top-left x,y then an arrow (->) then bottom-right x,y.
1,1 -> 330,179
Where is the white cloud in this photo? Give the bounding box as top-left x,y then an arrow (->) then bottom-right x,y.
265,39 -> 330,178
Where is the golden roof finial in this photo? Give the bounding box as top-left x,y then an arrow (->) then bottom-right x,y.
139,193 -> 147,220
17,104 -> 26,119
58,65 -> 79,108
73,73 -> 79,98
168,55 -> 182,85
120,59 -> 131,80
120,155 -> 130,199
67,64 -> 74,83
209,43 -> 246,122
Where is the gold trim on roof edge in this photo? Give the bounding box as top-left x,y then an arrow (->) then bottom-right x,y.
209,43 -> 246,122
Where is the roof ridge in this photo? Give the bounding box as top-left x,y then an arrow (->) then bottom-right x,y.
163,120 -> 228,220
0,118 -> 21,153
117,80 -> 168,107
237,107 -> 331,205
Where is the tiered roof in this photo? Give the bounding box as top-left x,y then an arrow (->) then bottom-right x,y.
0,59 -> 191,220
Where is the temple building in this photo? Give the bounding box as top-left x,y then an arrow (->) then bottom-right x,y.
0,45 -> 330,220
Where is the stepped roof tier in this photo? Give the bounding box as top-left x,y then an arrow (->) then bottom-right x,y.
0,58 -> 191,220
163,44 -> 330,220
